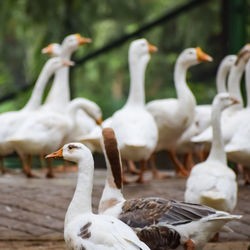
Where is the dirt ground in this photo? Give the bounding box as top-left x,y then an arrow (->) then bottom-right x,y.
0,168 -> 249,250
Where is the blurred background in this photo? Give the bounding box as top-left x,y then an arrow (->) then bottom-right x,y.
0,0 -> 249,118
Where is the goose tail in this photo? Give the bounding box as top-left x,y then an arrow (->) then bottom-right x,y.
201,190 -> 228,210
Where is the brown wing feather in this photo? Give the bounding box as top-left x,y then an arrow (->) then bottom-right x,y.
137,226 -> 180,250
119,198 -> 216,228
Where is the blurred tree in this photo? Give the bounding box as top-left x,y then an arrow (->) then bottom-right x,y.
0,0 -> 249,117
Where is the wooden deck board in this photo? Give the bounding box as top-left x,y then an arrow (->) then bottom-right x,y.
0,170 -> 249,249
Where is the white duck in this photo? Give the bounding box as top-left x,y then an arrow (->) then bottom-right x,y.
108,39 -> 158,183
42,34 -> 91,112
225,56 -> 250,184
46,143 -> 150,250
146,47 -> 212,176
98,127 -> 241,250
0,57 -> 70,174
175,55 -> 237,168
42,43 -> 61,57
192,45 -> 250,147
42,38 -> 99,143
8,98 -> 102,177
185,93 -> 238,213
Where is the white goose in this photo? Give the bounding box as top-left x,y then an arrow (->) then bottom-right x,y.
192,45 -> 250,147
42,43 -> 61,57
175,55 -> 237,167
7,34 -> 91,176
225,55 -> 250,184
108,38 -> 158,183
42,34 -> 91,112
98,127 -> 241,250
0,57 -> 70,174
146,47 -> 212,176
42,38 -> 100,143
185,93 -> 238,213
8,98 -> 102,178
46,143 -> 150,250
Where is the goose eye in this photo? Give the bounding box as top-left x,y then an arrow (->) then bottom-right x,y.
68,145 -> 73,150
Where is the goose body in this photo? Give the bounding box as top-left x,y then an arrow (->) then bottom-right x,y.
98,127 -> 241,250
185,93 -> 238,212
80,117 -> 113,153
0,57 -> 69,165
111,105 -> 157,162
8,98 -> 102,155
46,143 -> 149,250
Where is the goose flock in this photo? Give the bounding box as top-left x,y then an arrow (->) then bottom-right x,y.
1,34 -> 250,249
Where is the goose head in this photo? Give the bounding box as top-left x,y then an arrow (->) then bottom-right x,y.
235,44 -> 250,66
61,33 -> 91,56
44,57 -> 74,76
129,38 -> 157,66
46,142 -> 90,163
178,47 -> 213,68
42,43 -> 61,57
213,92 -> 239,111
222,55 -> 237,69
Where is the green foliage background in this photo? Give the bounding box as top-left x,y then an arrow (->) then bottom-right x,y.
0,0 -> 249,118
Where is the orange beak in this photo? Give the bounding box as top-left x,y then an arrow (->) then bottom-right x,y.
231,98 -> 239,105
96,117 -> 103,126
42,44 -> 54,54
147,42 -> 158,53
75,34 -> 92,45
196,47 -> 213,62
46,148 -> 63,159
62,60 -> 75,67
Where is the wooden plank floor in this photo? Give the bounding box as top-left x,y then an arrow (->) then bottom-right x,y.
0,169 -> 249,249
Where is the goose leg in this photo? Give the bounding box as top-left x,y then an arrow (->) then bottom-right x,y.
127,160 -> 140,175
40,153 -> 46,170
183,153 -> 194,172
136,160 -> 148,183
169,149 -> 189,178
122,160 -> 134,184
46,158 -> 55,178
210,232 -> 219,242
184,239 -> 195,250
25,154 -> 34,178
195,149 -> 204,162
243,166 -> 250,185
149,153 -> 169,179
0,156 -> 6,174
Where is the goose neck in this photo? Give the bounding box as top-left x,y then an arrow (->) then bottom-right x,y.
174,61 -> 196,108
227,62 -> 245,106
245,60 -> 250,107
65,157 -> 94,226
67,99 -> 92,124
44,53 -> 71,109
125,58 -> 147,107
23,64 -> 52,111
216,62 -> 230,93
207,103 -> 226,164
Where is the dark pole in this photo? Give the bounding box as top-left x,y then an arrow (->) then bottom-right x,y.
227,0 -> 247,53
64,0 -> 75,100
